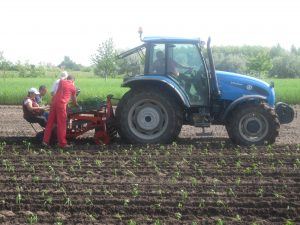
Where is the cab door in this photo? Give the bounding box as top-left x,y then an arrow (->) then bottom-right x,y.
166,43 -> 209,106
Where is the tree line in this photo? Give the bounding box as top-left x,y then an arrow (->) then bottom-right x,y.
1,39 -> 300,78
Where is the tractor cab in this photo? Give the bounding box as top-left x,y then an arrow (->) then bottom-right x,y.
118,37 -> 217,107
146,38 -> 210,106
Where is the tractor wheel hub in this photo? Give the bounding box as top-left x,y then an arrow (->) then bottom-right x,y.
136,106 -> 160,131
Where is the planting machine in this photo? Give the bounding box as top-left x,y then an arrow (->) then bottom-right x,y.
35,95 -> 117,145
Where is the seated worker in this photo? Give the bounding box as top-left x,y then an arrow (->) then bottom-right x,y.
152,50 -> 192,76
35,85 -> 47,104
23,87 -> 48,127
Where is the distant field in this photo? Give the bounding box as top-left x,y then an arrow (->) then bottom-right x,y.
271,79 -> 300,104
0,77 -> 299,105
0,78 -> 126,105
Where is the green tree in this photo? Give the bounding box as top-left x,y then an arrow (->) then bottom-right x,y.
58,56 -> 81,71
246,51 -> 273,77
91,38 -> 117,79
270,55 -> 300,78
0,51 -> 11,78
270,44 -> 286,58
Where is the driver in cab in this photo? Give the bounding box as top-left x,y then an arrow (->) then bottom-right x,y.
152,50 -> 192,76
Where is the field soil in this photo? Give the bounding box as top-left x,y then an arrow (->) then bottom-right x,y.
0,105 -> 299,224
0,105 -> 299,144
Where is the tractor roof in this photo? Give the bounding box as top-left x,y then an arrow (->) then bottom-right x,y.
143,36 -> 201,44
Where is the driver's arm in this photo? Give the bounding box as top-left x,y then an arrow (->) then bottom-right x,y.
175,61 -> 192,70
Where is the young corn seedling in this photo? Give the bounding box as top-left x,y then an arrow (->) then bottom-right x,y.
64,196 -> 72,206
217,199 -> 228,209
256,187 -> 264,198
44,196 -> 53,207
294,158 -> 300,170
180,189 -> 188,202
187,145 -> 194,156
16,193 -> 22,205
84,188 -> 93,196
32,175 -> 40,184
0,141 -> 6,155
154,219 -> 163,225
88,213 -> 97,222
227,188 -> 237,197
235,160 -> 242,169
123,199 -> 130,207
198,199 -> 206,209
23,140 -> 32,152
27,213 -> 38,224
103,187 -> 113,197
75,158 -> 82,170
175,212 -> 182,220
190,177 -> 198,187
216,218 -> 225,225
177,202 -> 183,209
114,213 -> 124,221
3,159 -> 15,173
95,159 -> 103,167
132,184 -> 140,198
128,219 -> 137,225
235,214 -> 242,222
285,219 -> 295,225
273,192 -> 285,199
85,197 -> 93,206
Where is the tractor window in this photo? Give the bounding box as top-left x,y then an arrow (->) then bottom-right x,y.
118,45 -> 146,76
149,44 -> 166,74
167,44 -> 209,106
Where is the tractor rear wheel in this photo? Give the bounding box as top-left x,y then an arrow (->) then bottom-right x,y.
116,88 -> 183,144
226,104 -> 280,146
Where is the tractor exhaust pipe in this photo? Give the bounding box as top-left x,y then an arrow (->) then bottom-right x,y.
207,37 -> 220,97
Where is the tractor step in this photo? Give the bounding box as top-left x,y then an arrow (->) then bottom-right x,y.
196,127 -> 213,137
192,113 -> 211,128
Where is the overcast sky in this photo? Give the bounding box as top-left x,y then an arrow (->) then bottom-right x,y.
0,0 -> 299,66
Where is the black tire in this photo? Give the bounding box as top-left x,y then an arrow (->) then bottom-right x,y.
116,88 -> 183,144
226,103 -> 280,146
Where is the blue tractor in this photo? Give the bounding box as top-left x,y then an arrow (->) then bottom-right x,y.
116,35 -> 294,145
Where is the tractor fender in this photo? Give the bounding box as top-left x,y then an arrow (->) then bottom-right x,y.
221,95 -> 267,121
122,75 -> 191,108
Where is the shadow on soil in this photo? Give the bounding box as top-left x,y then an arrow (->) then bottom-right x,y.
0,136 -> 231,148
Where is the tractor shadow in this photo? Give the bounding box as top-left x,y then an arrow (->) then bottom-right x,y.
0,136 -> 232,149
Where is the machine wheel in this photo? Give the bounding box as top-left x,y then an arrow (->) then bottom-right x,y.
116,88 -> 183,144
226,104 -> 280,146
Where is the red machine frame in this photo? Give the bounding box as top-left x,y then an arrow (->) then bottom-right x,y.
66,96 -> 116,144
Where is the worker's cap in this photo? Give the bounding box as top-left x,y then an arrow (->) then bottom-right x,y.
28,87 -> 40,95
60,71 -> 68,79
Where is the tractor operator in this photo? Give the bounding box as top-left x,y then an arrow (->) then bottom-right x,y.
152,50 -> 192,76
43,75 -> 79,148
23,88 -> 49,127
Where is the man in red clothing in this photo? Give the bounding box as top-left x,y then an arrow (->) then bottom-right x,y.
43,75 -> 79,148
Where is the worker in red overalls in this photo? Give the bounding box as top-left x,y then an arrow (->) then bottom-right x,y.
43,75 -> 79,148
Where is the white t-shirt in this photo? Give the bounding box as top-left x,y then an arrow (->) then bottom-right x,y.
51,79 -> 61,95
24,98 -> 33,106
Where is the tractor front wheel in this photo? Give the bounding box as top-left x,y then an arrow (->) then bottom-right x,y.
226,104 -> 280,146
116,88 -> 183,144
